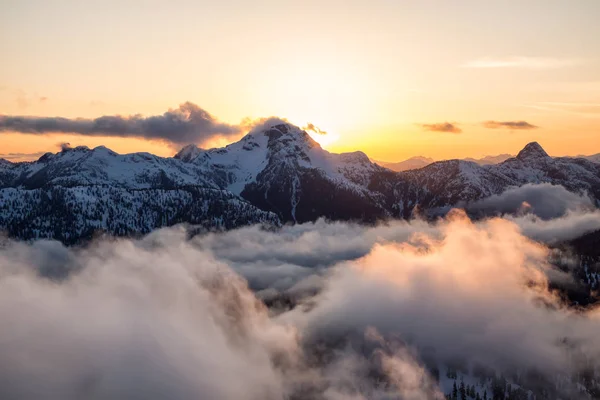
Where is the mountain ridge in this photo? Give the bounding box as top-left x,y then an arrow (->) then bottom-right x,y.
1,121 -> 599,243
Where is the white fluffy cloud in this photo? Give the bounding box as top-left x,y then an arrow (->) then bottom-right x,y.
0,209 -> 598,398
466,183 -> 595,220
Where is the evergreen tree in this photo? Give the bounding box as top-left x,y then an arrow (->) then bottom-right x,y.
452,381 -> 458,400
460,380 -> 467,400
469,385 -> 476,398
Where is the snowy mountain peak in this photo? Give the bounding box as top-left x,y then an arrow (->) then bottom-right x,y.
62,145 -> 91,153
259,122 -> 320,150
339,151 -> 371,165
174,144 -> 203,162
92,145 -> 118,156
516,142 -> 549,160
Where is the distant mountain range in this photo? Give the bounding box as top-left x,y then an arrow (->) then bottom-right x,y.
374,156 -> 435,172
376,154 -> 515,172
1,121 -> 599,243
379,152 -> 600,172
581,153 -> 600,164
464,153 -> 514,165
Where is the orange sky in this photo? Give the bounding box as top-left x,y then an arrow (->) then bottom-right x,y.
1,0 -> 600,162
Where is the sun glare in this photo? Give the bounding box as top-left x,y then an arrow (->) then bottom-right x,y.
308,131 -> 341,148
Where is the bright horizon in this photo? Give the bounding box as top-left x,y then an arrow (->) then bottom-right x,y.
2,0 -> 600,162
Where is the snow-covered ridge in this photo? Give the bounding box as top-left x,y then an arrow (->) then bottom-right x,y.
0,123 -> 599,242
0,144 -> 219,189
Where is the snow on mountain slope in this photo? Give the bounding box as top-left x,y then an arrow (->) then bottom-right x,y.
1,145 -> 217,189
0,186 -> 279,244
386,159 -> 519,217
493,142 -> 600,199
174,121 -> 390,222
368,142 -> 600,218
239,123 -> 389,222
177,121 -> 382,194
0,120 -> 599,243
0,144 -> 281,243
175,128 -> 271,195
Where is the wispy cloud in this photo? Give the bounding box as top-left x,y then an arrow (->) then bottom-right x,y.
538,102 -> 600,108
524,102 -> 600,118
419,122 -> 462,134
3,88 -> 50,109
463,56 -> 580,69
302,122 -> 327,135
0,151 -> 47,162
483,120 -> 538,130
0,102 -> 243,147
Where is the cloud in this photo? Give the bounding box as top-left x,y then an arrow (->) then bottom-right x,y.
465,183 -> 595,220
0,237 -> 297,400
282,213 -> 600,396
0,205 -> 599,398
510,210 -> 600,245
524,102 -> 600,119
483,120 -> 538,130
0,102 -> 243,147
419,122 -> 462,134
89,100 -> 105,108
58,142 -> 72,151
463,56 -> 580,69
15,90 -> 29,109
0,151 -> 47,162
0,225 -> 446,400
303,123 -> 327,135
5,88 -> 49,109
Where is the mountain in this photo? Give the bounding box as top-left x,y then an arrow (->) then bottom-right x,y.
495,143 -> 600,199
175,122 -> 390,222
372,142 -> 600,217
0,186 -> 280,244
374,156 -> 434,172
377,154 -> 513,172
0,145 -> 280,244
0,145 -> 217,190
464,153 -> 513,165
0,120 -> 599,243
583,153 -> 600,163
385,159 -> 520,217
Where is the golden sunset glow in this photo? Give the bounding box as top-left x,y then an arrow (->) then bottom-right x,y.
307,130 -> 341,148
1,1 -> 600,161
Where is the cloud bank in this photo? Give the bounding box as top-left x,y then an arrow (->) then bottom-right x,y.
0,205 -> 599,398
0,102 -> 242,147
466,183 -> 595,220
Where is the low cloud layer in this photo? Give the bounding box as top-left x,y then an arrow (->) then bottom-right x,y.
483,120 -> 538,130
466,183 -> 595,220
419,122 -> 462,133
0,102 -> 242,147
0,204 -> 599,398
284,214 -> 600,376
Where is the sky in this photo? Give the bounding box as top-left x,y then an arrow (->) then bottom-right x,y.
1,0 -> 600,162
